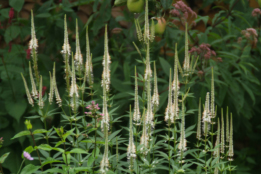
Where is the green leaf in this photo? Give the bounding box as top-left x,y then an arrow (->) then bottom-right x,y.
87,156 -> 94,167
70,148 -> 88,154
11,130 -> 30,140
4,25 -> 21,43
35,13 -> 52,18
41,168 -> 64,173
159,57 -> 171,77
114,0 -> 127,6
20,164 -> 40,174
37,144 -> 53,151
9,0 -> 24,12
0,117 -> 9,129
0,152 -> 10,164
74,167 -> 91,172
33,129 -> 48,135
62,128 -> 75,140
42,157 -> 61,167
5,101 -> 27,123
23,146 -> 34,154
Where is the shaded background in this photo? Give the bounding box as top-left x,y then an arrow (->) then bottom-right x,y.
0,0 -> 261,173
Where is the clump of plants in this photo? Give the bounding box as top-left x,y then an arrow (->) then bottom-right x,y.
2,1 -> 237,174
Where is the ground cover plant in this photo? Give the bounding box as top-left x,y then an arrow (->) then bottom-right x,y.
0,0 -> 261,173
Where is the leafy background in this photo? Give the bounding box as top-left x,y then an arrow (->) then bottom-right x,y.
0,0 -> 261,173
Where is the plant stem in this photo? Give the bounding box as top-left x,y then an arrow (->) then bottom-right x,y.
16,159 -> 25,174
30,131 -> 43,171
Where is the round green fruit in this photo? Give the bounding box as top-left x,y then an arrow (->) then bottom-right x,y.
153,17 -> 166,35
127,0 -> 144,13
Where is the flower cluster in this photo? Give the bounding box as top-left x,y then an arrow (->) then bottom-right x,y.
85,101 -> 103,117
23,151 -> 33,161
241,28 -> 258,47
252,8 -> 261,17
170,1 -> 197,26
189,43 -> 219,60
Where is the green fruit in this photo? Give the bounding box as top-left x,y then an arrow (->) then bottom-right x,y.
154,17 -> 166,35
127,0 -> 144,13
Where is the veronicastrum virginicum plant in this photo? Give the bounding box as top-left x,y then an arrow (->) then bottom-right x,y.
10,2 -> 237,174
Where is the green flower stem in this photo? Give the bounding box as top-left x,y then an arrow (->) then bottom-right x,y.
30,130 -> 43,171
16,159 -> 25,174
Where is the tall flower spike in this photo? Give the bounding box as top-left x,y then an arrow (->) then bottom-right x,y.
127,105 -> 136,171
202,92 -> 210,136
143,0 -> 150,43
74,19 -> 83,73
101,25 -> 111,92
85,26 -> 93,87
214,118 -> 220,174
221,108 -> 225,154
29,10 -> 39,85
70,53 -> 79,113
150,19 -> 155,42
228,113 -> 234,161
61,14 -> 71,92
53,63 -> 62,107
213,118 -> 220,157
140,109 -> 149,154
145,72 -> 153,128
38,76 -> 44,109
183,23 -> 190,76
21,73 -> 34,106
226,107 -> 230,144
152,62 -> 159,111
101,79 -> 110,131
211,67 -> 215,119
173,43 -> 180,120
144,42 -> 152,81
178,96 -> 187,152
29,61 -> 38,99
48,72 -> 54,104
196,98 -> 201,140
133,66 -> 141,123
135,19 -> 143,42
100,111 -> 109,174
165,70 -> 174,124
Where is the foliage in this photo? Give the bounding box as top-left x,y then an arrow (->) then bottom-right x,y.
0,0 -> 260,173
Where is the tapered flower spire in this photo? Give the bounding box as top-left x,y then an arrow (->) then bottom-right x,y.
74,19 -> 83,72
38,76 -> 44,109
85,26 -> 93,87
101,25 -> 111,92
48,72 -> 54,104
140,110 -> 149,154
61,15 -> 71,92
228,113 -> 234,161
202,92 -> 210,136
143,0 -> 150,43
165,70 -> 174,124
21,73 -> 34,106
152,62 -> 159,111
221,109 -> 225,154
226,107 -> 230,144
133,66 -> 140,124
52,63 -> 62,107
29,61 -> 38,99
196,98 -> 201,140
173,44 -> 180,120
70,53 -> 79,113
144,42 -> 152,81
211,67 -> 215,119
127,106 -> 136,170
29,10 -> 39,85
178,97 -> 187,152
183,23 -> 190,76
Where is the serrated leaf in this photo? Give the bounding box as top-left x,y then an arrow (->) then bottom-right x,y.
20,164 -> 40,174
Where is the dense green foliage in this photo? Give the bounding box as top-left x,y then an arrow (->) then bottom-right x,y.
0,0 -> 261,173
